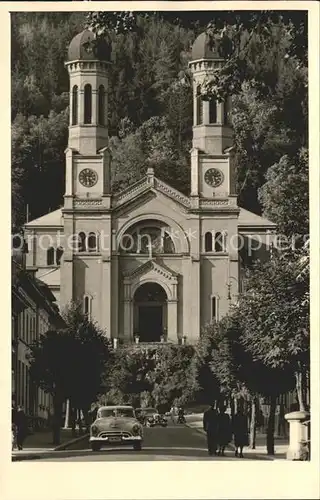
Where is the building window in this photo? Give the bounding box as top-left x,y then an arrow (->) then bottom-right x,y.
78,232 -> 86,252
98,85 -> 105,126
163,231 -> 175,254
72,85 -> 78,125
209,98 -> 217,124
47,247 -> 55,266
211,296 -> 218,322
84,84 -> 92,124
214,232 -> 225,252
83,295 -> 92,319
56,247 -> 64,265
196,85 -> 203,125
205,232 -> 213,252
88,232 -> 97,252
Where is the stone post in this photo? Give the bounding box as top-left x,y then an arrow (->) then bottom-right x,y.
285,410 -> 310,460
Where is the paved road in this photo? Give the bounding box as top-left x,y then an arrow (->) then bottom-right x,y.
40,423 -> 244,461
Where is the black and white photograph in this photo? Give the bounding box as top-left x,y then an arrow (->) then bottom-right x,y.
6,1 -> 319,497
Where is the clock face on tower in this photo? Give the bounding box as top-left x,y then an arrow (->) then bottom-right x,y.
79,168 -> 98,188
204,168 -> 224,188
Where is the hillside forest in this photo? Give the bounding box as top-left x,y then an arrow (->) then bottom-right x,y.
11,11 -> 308,242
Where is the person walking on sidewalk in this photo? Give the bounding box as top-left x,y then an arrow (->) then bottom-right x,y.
203,404 -> 218,456
217,405 -> 232,456
14,406 -> 28,450
233,408 -> 249,458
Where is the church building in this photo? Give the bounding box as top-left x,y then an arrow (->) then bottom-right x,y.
25,30 -> 276,345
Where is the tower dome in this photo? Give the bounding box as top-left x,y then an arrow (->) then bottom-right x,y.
191,31 -> 222,61
67,29 -> 110,62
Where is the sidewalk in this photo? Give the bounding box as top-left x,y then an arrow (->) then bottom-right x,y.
12,428 -> 88,460
185,414 -> 288,461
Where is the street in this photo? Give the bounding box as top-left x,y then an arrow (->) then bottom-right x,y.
39,422 -> 246,461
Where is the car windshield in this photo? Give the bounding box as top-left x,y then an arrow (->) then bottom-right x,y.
97,408 -> 135,419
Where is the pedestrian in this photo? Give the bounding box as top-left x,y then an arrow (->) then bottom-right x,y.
203,404 -> 218,456
233,408 -> 249,458
170,405 -> 176,424
15,406 -> 28,451
12,423 -> 17,451
217,405 -> 232,456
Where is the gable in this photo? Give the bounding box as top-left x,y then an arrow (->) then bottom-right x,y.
123,259 -> 178,282
25,209 -> 63,229
112,175 -> 190,213
238,208 -> 276,229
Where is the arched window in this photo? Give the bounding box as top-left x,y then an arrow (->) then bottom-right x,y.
88,232 -> 97,252
84,84 -> 92,124
209,98 -> 217,123
163,231 -> 175,254
121,234 -> 134,252
47,247 -> 55,266
78,232 -> 86,252
211,296 -> 218,322
205,232 -> 213,252
72,85 -> 78,125
196,85 -> 203,125
98,85 -> 105,126
83,295 -> 92,319
214,232 -> 223,252
56,247 -> 64,265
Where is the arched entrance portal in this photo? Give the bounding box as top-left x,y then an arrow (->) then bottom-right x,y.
133,283 -> 167,342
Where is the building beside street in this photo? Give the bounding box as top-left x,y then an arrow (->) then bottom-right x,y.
12,248 -> 65,426
24,30 -> 276,345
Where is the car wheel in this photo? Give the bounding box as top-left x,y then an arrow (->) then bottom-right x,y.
133,442 -> 142,451
91,442 -> 101,452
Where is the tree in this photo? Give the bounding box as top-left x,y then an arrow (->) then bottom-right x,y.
151,345 -> 196,409
105,346 -> 156,407
12,109 -> 69,226
235,252 -> 309,414
258,148 -> 309,238
27,302 -> 111,444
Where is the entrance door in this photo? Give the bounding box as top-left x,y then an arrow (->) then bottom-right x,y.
139,306 -> 162,342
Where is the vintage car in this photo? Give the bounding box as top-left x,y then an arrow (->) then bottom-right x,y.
139,407 -> 157,427
89,405 -> 143,451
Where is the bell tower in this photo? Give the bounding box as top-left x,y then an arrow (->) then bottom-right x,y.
65,30 -> 110,155
64,30 -> 112,201
189,32 -> 235,200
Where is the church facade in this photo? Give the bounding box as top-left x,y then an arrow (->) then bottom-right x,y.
25,30 -> 276,345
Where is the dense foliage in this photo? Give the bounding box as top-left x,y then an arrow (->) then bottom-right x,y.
14,11 -> 309,455
27,302 -> 112,443
103,344 -> 195,409
12,10 -> 308,236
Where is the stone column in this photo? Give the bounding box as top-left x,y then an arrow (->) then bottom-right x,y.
285,411 -> 310,460
193,84 -> 197,126
123,282 -> 133,342
79,79 -> 84,125
60,215 -> 74,310
123,299 -> 133,341
203,100 -> 210,124
101,259 -> 112,337
111,256 -> 119,339
217,102 -> 223,123
167,300 -> 178,343
92,85 -> 97,125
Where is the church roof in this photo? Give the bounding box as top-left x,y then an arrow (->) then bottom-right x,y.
67,29 -> 110,62
238,208 -> 276,229
191,32 -> 222,61
25,197 -> 276,231
25,209 -> 63,228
